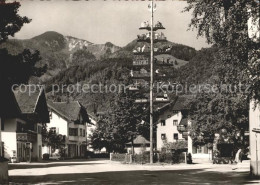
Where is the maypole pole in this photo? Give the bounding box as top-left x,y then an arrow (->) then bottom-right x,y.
149,0 -> 154,164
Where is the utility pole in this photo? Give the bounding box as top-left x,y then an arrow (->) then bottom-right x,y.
149,0 -> 154,164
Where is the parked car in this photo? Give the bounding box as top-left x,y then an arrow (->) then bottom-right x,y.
49,153 -> 61,160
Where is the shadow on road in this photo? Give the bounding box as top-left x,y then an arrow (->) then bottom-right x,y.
9,162 -> 105,170
9,169 -> 260,185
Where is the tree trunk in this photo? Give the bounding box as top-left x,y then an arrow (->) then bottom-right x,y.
131,136 -> 135,155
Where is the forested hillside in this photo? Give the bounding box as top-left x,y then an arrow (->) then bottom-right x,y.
1,31 -> 217,113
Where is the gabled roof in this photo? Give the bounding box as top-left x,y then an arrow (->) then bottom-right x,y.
14,86 -> 43,114
48,101 -> 90,123
126,135 -> 150,145
13,85 -> 50,123
0,86 -> 21,117
172,95 -> 194,111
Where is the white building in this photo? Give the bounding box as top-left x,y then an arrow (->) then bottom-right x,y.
249,101 -> 260,177
156,96 -> 211,162
1,86 -> 49,162
156,96 -> 191,151
86,114 -> 97,151
45,101 -> 90,158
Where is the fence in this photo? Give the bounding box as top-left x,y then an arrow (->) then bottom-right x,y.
110,152 -> 188,164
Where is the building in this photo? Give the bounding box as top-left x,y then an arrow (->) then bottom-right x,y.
1,86 -> 49,162
46,101 -> 90,158
156,95 -> 212,161
249,101 -> 260,177
126,135 -> 150,154
0,85 -> 21,183
156,96 -> 190,151
86,113 -> 97,151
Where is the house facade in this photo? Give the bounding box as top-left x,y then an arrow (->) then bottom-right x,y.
156,96 -> 211,161
156,108 -> 187,150
249,101 -> 260,177
46,101 -> 90,158
1,86 -> 49,162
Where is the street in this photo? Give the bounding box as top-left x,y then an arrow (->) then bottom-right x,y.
8,159 -> 260,184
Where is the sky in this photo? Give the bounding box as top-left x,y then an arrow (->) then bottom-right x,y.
13,0 -> 210,50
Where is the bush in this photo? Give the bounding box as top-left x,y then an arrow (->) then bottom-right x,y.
111,153 -> 127,162
93,153 -> 109,158
132,152 -> 150,164
42,153 -> 50,160
158,150 -> 186,164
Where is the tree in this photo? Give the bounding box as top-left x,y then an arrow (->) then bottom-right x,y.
184,0 -> 258,150
0,0 -> 47,86
184,0 -> 259,102
47,129 -> 66,156
0,0 -> 30,44
89,75 -> 159,153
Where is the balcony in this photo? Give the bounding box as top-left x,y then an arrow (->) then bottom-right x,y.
68,136 -> 79,141
182,132 -> 188,140
17,131 -> 37,142
177,125 -> 186,132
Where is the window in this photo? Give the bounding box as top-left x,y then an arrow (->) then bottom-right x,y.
80,128 -> 82,136
161,120 -> 166,126
173,120 -> 178,126
69,128 -> 78,136
174,133 -> 178,140
50,127 -> 56,134
161,134 -> 166,140
16,122 -> 24,132
173,110 -> 178,114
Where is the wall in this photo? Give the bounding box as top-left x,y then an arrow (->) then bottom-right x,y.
126,145 -> 150,154
48,111 -> 68,136
31,123 -> 43,161
2,118 -> 17,159
249,101 -> 260,177
156,110 -> 183,150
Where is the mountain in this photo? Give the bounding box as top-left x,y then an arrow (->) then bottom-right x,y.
0,31 -> 121,82
1,31 -> 209,113
110,39 -> 197,62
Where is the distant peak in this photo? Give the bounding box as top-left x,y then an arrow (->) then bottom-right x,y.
105,42 -> 114,47
32,31 -> 64,40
